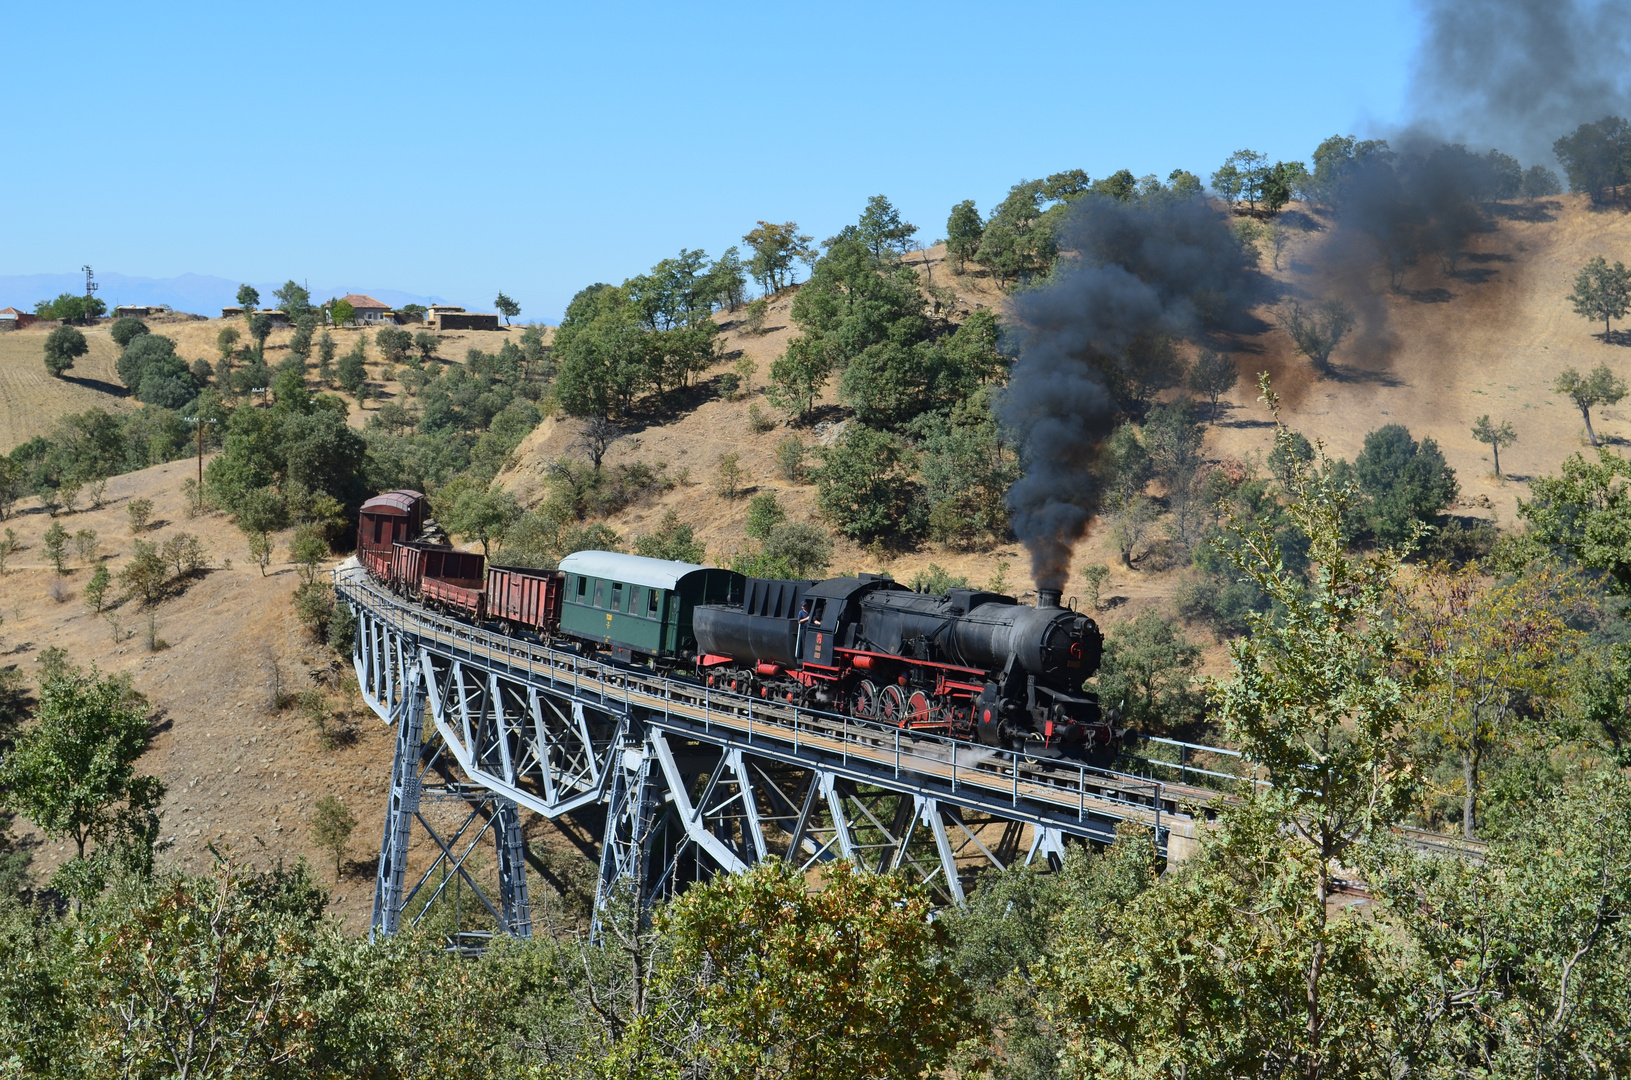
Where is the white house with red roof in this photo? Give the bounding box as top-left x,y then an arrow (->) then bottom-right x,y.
340,293 -> 393,324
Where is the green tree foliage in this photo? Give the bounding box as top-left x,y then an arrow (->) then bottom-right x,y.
495,291 -> 521,324
1211,148 -> 1271,211
0,663 -> 164,893
767,334 -> 833,423
854,194 -> 918,260
42,521 -> 69,574
744,491 -> 786,540
336,339 -> 368,399
32,292 -> 106,323
1552,115 -> 1631,203
1554,363 -> 1628,446
662,858 -> 970,1080
109,317 -> 148,349
374,326 -> 413,365
216,325 -> 240,361
247,311 -> 275,360
439,482 -> 521,557
329,297 -> 355,326
553,283 -> 649,418
1567,255 -> 1631,339
310,794 -> 357,877
742,220 -> 816,294
43,325 -> 88,378
1522,163 -> 1564,199
632,509 -> 706,563
236,283 -> 260,313
84,563 -> 110,612
273,279 -> 312,318
945,199 -> 983,272
1518,448 -> 1631,593
1092,611 -> 1203,734
116,333 -> 199,408
1350,423 -> 1459,544
914,390 -> 1018,548
1405,563 -> 1581,839
812,425 -> 916,542
978,179 -> 1062,289
1470,414 -> 1517,477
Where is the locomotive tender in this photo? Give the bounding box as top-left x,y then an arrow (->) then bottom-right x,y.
355,490 -> 1110,750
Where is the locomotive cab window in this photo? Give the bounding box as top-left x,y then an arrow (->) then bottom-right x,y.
811,599 -> 827,626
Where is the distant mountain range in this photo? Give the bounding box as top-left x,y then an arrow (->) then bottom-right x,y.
0,271 -> 459,317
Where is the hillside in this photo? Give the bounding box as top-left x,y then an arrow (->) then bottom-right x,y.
499,195 -> 1631,641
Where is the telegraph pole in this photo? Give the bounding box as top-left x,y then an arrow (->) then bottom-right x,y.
182,415 -> 218,489
82,265 -> 98,320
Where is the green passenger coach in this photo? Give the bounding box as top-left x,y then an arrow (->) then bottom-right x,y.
556,550 -> 743,663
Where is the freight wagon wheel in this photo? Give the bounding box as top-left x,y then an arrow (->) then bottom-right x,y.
878,684 -> 908,727
849,679 -> 880,720
905,689 -> 932,726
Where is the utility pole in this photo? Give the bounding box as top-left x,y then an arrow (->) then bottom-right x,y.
82,264 -> 98,321
182,415 -> 218,490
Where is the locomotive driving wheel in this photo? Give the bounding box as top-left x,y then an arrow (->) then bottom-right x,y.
849,679 -> 881,720
905,689 -> 933,727
878,684 -> 908,727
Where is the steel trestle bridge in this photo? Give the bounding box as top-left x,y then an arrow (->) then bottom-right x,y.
337,567 -> 1219,941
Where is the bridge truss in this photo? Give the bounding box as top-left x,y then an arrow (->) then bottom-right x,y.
337,569 -> 1206,940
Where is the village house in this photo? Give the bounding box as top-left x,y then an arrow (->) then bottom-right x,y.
341,294 -> 393,324
0,307 -> 39,329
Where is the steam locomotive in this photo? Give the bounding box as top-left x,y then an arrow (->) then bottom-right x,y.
356,489 -> 1111,750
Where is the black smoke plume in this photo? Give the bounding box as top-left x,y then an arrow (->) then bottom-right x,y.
999,198 -> 1258,592
1405,0 -> 1631,167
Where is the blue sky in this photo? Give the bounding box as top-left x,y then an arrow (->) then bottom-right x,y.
0,1 -> 1421,321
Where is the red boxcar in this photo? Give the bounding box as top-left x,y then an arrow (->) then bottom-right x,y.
358,490 -> 426,558
486,564 -> 564,633
391,542 -> 485,598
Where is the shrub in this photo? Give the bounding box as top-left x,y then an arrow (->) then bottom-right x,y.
775,437 -> 806,482
160,532 -> 208,577
631,509 -> 706,563
327,602 -> 357,656
110,317 -> 149,348
745,492 -> 786,540
716,452 -> 747,499
84,564 -> 110,612
42,522 -> 69,574
73,528 -> 98,565
127,498 -> 153,534
909,563 -> 969,593
310,793 -> 357,876
747,403 -> 777,433
1079,563 -> 1110,611
119,539 -> 169,606
293,580 -> 336,642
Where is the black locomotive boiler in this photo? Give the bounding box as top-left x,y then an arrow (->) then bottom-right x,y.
693,574 -> 1111,749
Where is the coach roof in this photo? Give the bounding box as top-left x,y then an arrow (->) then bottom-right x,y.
558,550 -> 707,591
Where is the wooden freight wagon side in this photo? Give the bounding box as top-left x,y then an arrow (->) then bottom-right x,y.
486,564 -> 564,632
390,543 -> 484,597
422,575 -> 485,620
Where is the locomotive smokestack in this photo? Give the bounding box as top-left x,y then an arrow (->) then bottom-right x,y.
1037,588 -> 1061,609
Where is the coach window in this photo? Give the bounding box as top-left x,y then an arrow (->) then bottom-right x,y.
629,586 -> 643,615
576,575 -> 587,599
593,580 -> 605,608
648,589 -> 661,616
610,582 -> 623,611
